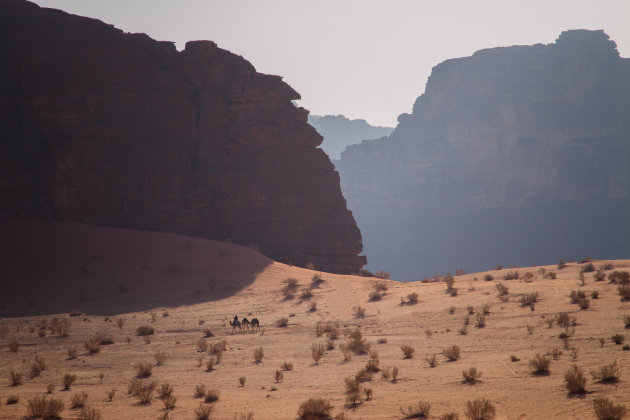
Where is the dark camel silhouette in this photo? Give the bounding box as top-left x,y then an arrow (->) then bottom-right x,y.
229,319 -> 241,334
250,318 -> 260,332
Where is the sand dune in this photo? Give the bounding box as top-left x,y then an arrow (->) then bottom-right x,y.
0,221 -> 629,419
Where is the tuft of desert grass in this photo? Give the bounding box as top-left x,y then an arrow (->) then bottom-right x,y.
400,401 -> 431,418
465,398 -> 495,420
611,334 -> 625,345
276,317 -> 289,328
135,362 -> 153,378
135,382 -> 156,404
476,314 -> 486,328
84,337 -> 101,354
519,292 -> 539,307
275,370 -> 284,383
495,283 -> 508,296
593,398 -> 627,420
353,306 -> 366,318
157,383 -> 173,400
281,361 -> 293,371
27,396 -> 65,418
253,346 -> 264,363
442,345 -> 460,361
462,367 -> 482,384
529,353 -> 551,375
154,351 -> 168,366
136,325 -> 154,336
63,373 -> 77,389
426,354 -> 438,367
298,397 -> 333,419
9,371 -> 23,386
564,365 -> 587,394
77,407 -> 102,420
401,345 -> 415,359
106,389 -> 116,401
239,376 -> 246,387
162,395 -> 176,410
312,343 -> 326,364
347,328 -> 370,354
591,361 -> 621,383
194,384 -> 206,398
441,413 -> 460,420
194,403 -> 214,420
71,391 -> 88,408
205,357 -> 215,372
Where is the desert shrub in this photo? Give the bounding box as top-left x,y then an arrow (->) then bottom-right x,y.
157,383 -> 173,400
312,343 -> 326,364
462,367 -> 482,383
204,356 -> 215,372
311,273 -> 324,287
309,301 -> 317,312
526,325 -> 535,335
595,269 -> 606,282
8,340 -> 19,352
372,280 -> 389,293
529,353 -> 551,375
570,290 -> 587,303
400,400 -> 431,418
365,357 -> 380,373
391,366 -> 400,381
591,361 -> 621,383
443,345 -> 460,361
609,271 -> 630,284
193,384 -> 206,398
135,362 -> 153,378
592,290 -> 600,299
274,369 -> 284,383
459,326 -> 468,335
593,398 -> 627,420
354,368 -> 372,383
254,346 -> 264,363
136,325 -> 154,336
441,413 -> 460,420
449,288 -> 458,297
71,391 -> 88,408
551,349 -> 562,360
210,340 -> 227,354
556,312 -> 571,327
27,396 -> 65,418
578,298 -> 590,310
618,284 -> 630,300
239,376 -> 246,386
162,395 -> 176,410
611,334 -> 625,345
282,288 -> 295,299
519,292 -> 539,307
67,347 -> 78,359
347,328 -> 370,354
297,397 -> 333,419
374,271 -> 390,279
6,395 -> 19,404
564,365 -> 587,394
368,290 -> 382,301
276,317 -> 289,327
63,373 -> 77,389
476,314 -> 486,328
504,270 -> 519,280
353,306 -> 366,318
407,292 -> 419,304
281,361 -> 293,371
484,274 -> 494,281
346,387 -> 362,406
136,382 -> 156,404
194,403 -> 214,420
557,259 -> 567,269
510,355 -> 520,362
444,273 -> 455,291
84,337 -> 101,354
283,277 -> 299,289
363,387 -> 373,401
301,288 -> 314,299
401,345 -> 415,359
544,271 -> 557,279
104,388 -> 116,401
204,389 -> 219,403
344,376 -> 360,394
581,262 -> 596,273
465,398 -> 495,420
197,338 -> 208,352
9,371 -> 23,386
495,283 -> 508,295
426,354 -> 439,367
154,351 -> 168,366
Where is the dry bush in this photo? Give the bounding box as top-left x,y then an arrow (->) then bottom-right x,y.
194,403 -> 214,420
510,355 -> 520,362
564,365 -> 587,394
106,389 -> 116,401
71,391 -> 88,408
339,343 -> 352,362
154,351 -> 168,366
347,328 -> 370,354
378,338 -> 388,344
27,396 -> 65,418
365,357 -> 380,373
611,334 -> 625,345
346,387 -> 362,407
484,274 -> 494,281
51,317 -> 71,337
9,371 -> 23,386
476,314 -> 486,328
556,312 -> 571,327
210,340 -> 227,354
354,368 -> 372,383
401,345 -> 415,359
8,340 -> 19,352
400,400 -> 431,418
115,318 -> 125,329
254,346 -> 264,363
283,277 -> 299,289
239,376 -> 246,387
526,325 -> 535,335
593,398 -> 627,420
344,376 -> 360,394
136,325 -> 154,336
203,328 -> 214,338
578,298 -> 590,310
158,383 -> 173,399
459,326 -> 468,335
462,367 -> 482,383
441,413 -> 460,420
467,306 -> 475,315
67,347 -> 78,359
162,395 -> 176,410
353,306 -> 366,318
529,353 -> 551,375
381,367 -> 391,380
63,373 -> 77,389
47,383 -> 55,394
301,288 -> 314,299
273,369 -> 284,383
425,329 -> 433,338
298,397 -> 333,419
444,273 -> 455,291
546,319 -> 554,328
426,354 -> 438,367
205,357 -> 215,372
443,345 -> 460,361
363,387 -> 373,401
504,270 -> 519,280
544,271 -> 557,279
375,271 -> 390,279
591,290 -> 599,299
136,382 -> 156,404
619,284 -> 630,300
609,271 -> 630,283
591,361 -> 621,383
312,343 -> 326,364
368,290 -> 382,301
358,269 -> 375,277
392,366 -> 400,381
309,301 -> 317,312
276,317 -> 289,327
581,262 -> 596,273
557,259 -> 567,269
281,361 -> 293,371
570,290 -> 587,304
519,292 -> 539,307
135,362 -> 153,378
551,349 -> 562,360
311,273 -> 324,287
623,315 -> 630,329
84,337 -> 101,354
465,398 -> 495,420
495,283 -> 508,295
194,384 -> 206,398
196,338 -> 208,352
6,395 -> 19,404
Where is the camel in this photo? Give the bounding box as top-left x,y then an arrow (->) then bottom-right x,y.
250,318 -> 260,332
241,318 -> 251,332
229,319 -> 241,334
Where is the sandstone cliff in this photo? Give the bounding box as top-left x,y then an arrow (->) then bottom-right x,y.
0,0 -> 365,273
337,30 -> 630,279
308,114 -> 394,160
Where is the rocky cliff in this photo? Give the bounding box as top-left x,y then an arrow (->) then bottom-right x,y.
0,0 -> 365,273
337,30 -> 630,279
308,114 -> 393,160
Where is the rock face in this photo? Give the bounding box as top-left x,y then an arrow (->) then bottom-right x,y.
336,30 -> 630,279
308,115 -> 394,160
0,0 -> 365,273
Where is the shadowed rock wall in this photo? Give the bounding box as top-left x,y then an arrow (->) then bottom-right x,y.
0,0 -> 365,273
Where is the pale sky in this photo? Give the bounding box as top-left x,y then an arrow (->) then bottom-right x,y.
32,0 -> 630,126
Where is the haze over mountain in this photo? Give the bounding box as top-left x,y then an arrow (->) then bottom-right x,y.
308,115 -> 393,160
0,0 -> 365,274
336,30 -> 630,280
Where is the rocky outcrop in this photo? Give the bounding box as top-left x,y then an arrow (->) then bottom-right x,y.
0,0 -> 365,273
336,30 -> 630,279
308,114 -> 394,160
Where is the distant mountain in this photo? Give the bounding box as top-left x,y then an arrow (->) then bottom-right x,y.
336,30 -> 630,280
308,115 -> 394,159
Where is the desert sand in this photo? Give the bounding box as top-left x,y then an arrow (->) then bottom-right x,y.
0,221 -> 628,419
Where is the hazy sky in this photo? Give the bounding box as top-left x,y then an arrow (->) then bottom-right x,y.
32,1 -> 630,126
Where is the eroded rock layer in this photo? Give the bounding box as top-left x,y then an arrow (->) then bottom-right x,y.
0,0 -> 365,273
337,30 -> 630,279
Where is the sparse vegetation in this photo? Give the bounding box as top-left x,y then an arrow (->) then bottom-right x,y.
297,397 -> 333,419
504,270 -> 519,280
71,391 -> 88,408
529,353 -> 551,375
400,401 -> 431,418
465,398 -> 496,420
426,354 -> 439,367
281,361 -> 293,371
619,284 -> 630,300
611,334 -> 625,345
442,345 -> 460,361
204,389 -> 219,403
106,389 -> 116,401
495,283 -> 508,295
593,398 -> 627,420
275,369 -> 284,383
194,403 -> 214,420
581,262 -> 596,273
462,367 -> 482,383
239,376 -> 246,387
476,314 -> 486,328
312,343 -> 326,364
254,346 -> 264,363
136,325 -> 155,336
135,362 -> 153,378
353,306 -> 366,318
564,365 -> 587,394
347,328 -> 370,354
519,292 -> 539,307
276,317 -> 289,327
154,351 -> 168,366
609,271 -> 630,284
591,361 -> 621,383
9,371 -> 23,386
27,396 -> 65,418
401,345 -> 415,359
84,337 -> 101,354
63,373 -> 77,389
